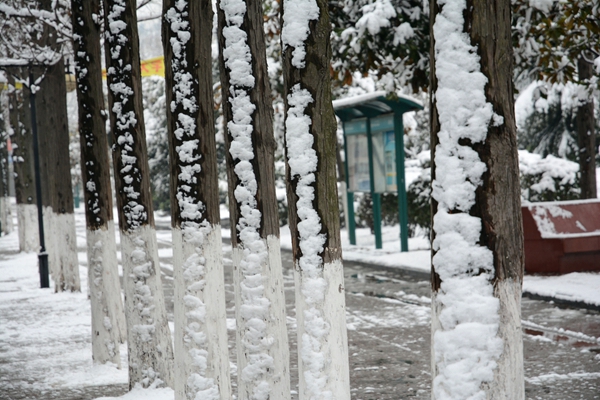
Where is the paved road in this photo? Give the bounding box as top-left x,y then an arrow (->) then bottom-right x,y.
153,226 -> 600,400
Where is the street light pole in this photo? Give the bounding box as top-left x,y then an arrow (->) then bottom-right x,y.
28,66 -> 49,288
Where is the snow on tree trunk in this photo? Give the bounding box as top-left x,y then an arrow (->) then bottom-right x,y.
103,0 -> 174,389
575,54 -> 597,199
217,0 -> 291,398
0,88 -> 14,235
71,0 -> 127,365
35,60 -> 80,293
162,1 -> 232,398
7,79 -> 39,253
281,0 -> 351,397
429,0 -> 524,398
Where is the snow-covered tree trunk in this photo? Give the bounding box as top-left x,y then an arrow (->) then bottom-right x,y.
281,0 -> 351,398
162,1 -> 232,398
217,0 -> 292,398
102,0 -> 174,389
429,0 -> 524,398
0,88 -> 13,236
7,77 -> 39,252
35,59 -> 80,292
71,0 -> 127,366
576,54 -> 597,199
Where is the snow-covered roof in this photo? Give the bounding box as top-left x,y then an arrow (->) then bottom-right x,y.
332,90 -> 423,111
523,199 -> 600,239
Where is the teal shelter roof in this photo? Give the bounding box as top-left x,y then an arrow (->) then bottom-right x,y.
332,90 -> 424,121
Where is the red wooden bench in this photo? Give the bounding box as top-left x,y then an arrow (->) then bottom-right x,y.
521,199 -> 600,274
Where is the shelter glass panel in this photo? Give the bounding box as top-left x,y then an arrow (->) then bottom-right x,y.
347,134 -> 370,192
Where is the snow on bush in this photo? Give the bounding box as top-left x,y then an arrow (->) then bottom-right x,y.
519,150 -> 580,202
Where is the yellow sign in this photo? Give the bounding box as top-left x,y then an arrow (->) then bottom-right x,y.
1,57 -> 165,90
0,82 -> 23,90
102,56 -> 165,78
140,56 -> 165,77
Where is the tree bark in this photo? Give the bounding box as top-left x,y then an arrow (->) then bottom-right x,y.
7,76 -> 39,252
281,0 -> 351,397
576,54 -> 597,199
35,59 -> 80,292
162,0 -> 231,398
217,0 -> 291,397
0,87 -> 14,235
103,0 -> 174,389
430,0 -> 524,398
71,0 -> 127,366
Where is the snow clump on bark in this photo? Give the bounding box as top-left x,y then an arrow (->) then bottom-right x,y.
431,0 -> 504,398
220,0 -> 276,398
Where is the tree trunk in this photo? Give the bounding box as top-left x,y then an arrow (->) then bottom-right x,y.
217,0 -> 291,398
102,0 -> 174,389
576,54 -> 597,199
429,0 -> 524,398
35,59 -> 80,292
72,0 -> 127,366
162,1 -> 231,398
0,87 -> 14,236
281,0 -> 351,397
8,76 -> 39,252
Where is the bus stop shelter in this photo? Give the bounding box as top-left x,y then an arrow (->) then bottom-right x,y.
333,91 -> 423,251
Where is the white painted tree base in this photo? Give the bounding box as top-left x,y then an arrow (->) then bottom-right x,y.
43,208 -> 80,292
17,204 -> 39,253
295,258 -> 350,399
232,235 -> 291,400
0,196 -> 14,235
86,221 -> 127,366
488,278 -> 524,399
431,278 -> 525,399
120,225 -> 174,389
42,207 -> 58,282
172,225 -> 231,400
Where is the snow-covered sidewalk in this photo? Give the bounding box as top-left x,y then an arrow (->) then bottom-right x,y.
0,232 -> 131,398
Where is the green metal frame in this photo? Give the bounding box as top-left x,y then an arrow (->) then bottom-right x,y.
394,112 -> 409,252
334,93 -> 423,252
342,122 -> 356,245
366,119 -> 383,249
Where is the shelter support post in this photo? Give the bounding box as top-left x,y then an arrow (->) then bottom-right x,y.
394,112 -> 409,252
366,119 -> 382,249
343,125 -> 356,245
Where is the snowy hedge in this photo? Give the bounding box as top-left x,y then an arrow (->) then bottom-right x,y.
518,150 -> 580,202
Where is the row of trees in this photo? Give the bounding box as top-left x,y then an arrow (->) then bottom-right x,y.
0,0 -> 597,399
2,0 -> 349,398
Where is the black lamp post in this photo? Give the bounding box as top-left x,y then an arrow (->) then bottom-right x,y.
28,66 -> 49,288
0,62 -> 49,288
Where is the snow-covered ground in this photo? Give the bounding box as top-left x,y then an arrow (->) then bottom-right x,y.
0,231 -> 132,397
1,204 -> 599,399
